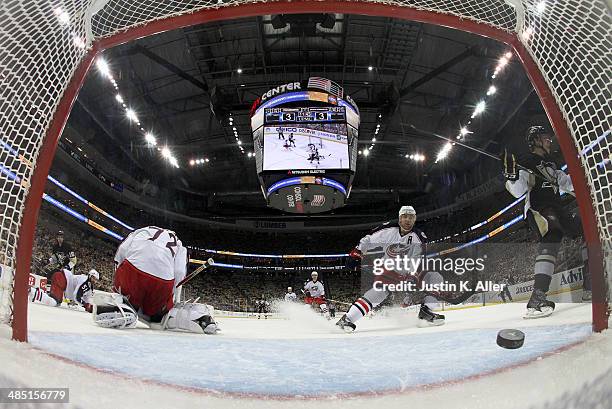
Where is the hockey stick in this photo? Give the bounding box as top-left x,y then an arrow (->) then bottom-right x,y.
326,298 -> 352,306
407,123 -> 576,197
175,258 -> 214,288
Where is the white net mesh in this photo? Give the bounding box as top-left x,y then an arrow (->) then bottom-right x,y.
0,0 -> 610,331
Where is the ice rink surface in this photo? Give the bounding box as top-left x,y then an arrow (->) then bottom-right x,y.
1,301 -> 611,409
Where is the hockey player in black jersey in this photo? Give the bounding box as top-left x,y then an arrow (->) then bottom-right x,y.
45,230 -> 77,276
503,125 -> 591,318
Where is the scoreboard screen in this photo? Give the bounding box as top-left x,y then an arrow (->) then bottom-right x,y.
250,78 -> 359,214
265,107 -> 346,124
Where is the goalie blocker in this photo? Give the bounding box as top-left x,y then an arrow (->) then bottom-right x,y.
92,292 -> 219,334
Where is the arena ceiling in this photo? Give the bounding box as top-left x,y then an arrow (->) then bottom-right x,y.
65,13 -> 540,217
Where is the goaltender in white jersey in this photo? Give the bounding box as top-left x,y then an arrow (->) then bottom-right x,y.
93,226 -> 219,334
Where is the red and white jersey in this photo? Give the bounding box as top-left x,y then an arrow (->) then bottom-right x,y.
304,280 -> 325,298
357,222 -> 427,275
114,226 -> 187,283
357,222 -> 426,256
61,269 -> 93,305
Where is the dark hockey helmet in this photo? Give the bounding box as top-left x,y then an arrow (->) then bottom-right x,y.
526,126 -> 550,150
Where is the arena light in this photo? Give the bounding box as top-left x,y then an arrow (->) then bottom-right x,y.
435,142 -> 452,163
126,108 -> 138,122
96,58 -> 111,78
371,137 -> 376,142
189,159 -> 195,166
237,140 -> 242,145
205,158 -> 209,163
472,100 -> 486,117
505,51 -> 513,59
536,1 -> 546,15
487,85 -> 497,95
368,66 -> 373,71
460,127 -> 470,136
53,7 -> 70,25
236,68 -> 243,74
145,132 -> 156,146
115,94 -> 124,103
72,35 -> 86,49
362,148 -> 370,157
161,147 -> 171,159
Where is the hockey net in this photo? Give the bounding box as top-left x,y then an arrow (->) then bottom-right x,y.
0,0 -> 610,340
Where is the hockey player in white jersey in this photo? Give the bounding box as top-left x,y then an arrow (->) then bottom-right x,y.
284,287 -> 297,302
304,271 -> 330,319
29,268 -> 99,312
93,226 -> 218,334
337,205 -> 445,332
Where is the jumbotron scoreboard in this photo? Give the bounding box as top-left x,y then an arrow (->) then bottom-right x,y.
250,78 -> 360,214
264,107 -> 347,123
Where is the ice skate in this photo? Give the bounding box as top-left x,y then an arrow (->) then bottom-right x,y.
335,314 -> 356,333
581,290 -> 592,302
417,304 -> 445,327
524,289 -> 555,318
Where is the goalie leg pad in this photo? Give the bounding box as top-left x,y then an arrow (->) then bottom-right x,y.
92,292 -> 138,329
164,302 -> 219,334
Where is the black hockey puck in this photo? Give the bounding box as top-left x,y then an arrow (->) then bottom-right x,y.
496,329 -> 525,349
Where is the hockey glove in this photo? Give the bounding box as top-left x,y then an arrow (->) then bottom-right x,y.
347,248 -> 362,270
501,149 -> 519,181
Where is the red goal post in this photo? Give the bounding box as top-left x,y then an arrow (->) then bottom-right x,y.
0,0 -> 609,342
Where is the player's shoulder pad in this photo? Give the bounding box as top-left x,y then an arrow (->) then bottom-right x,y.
412,227 -> 428,243
369,220 -> 399,235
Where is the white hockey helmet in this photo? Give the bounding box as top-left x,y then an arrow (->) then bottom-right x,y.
398,205 -> 416,217
88,269 -> 100,280
311,271 -> 318,278
287,286 -> 293,292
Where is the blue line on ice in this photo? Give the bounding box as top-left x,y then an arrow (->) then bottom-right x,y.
29,324 -> 591,396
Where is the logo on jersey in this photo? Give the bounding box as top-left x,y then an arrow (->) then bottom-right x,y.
536,160 -> 560,193
385,242 -> 413,258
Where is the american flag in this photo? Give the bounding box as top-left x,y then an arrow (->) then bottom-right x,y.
308,77 -> 331,92
308,77 -> 344,98
329,80 -> 343,98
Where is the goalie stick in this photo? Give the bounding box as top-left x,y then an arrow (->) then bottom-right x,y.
175,258 -> 214,288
